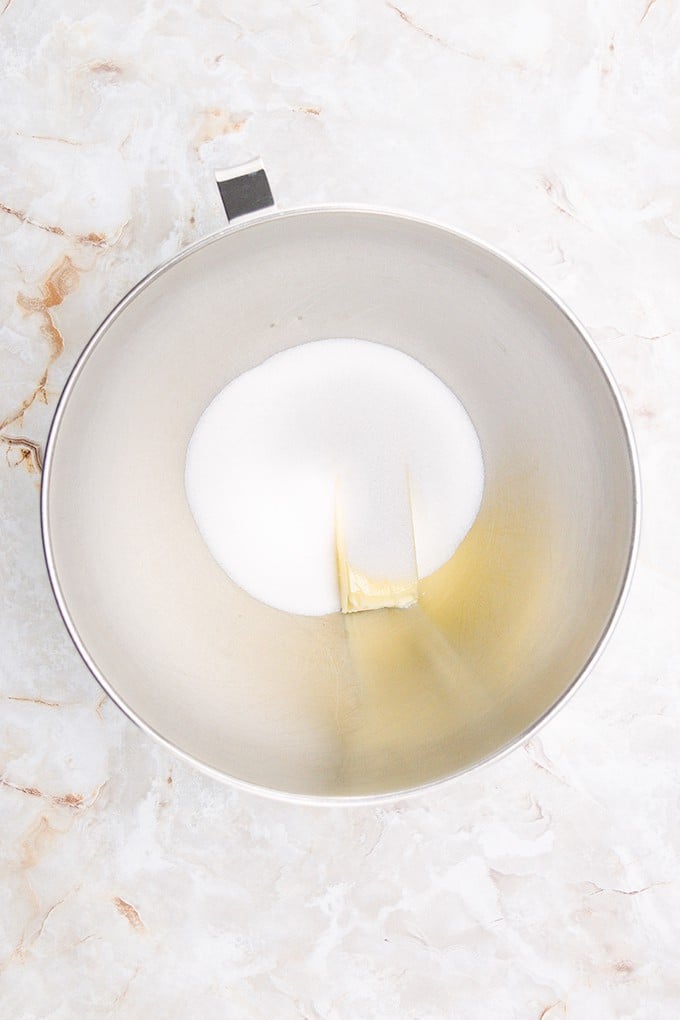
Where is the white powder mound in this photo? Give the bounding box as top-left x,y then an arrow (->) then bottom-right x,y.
185,338 -> 484,616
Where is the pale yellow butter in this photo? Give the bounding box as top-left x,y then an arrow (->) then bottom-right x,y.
335,473 -> 419,614
337,552 -> 419,613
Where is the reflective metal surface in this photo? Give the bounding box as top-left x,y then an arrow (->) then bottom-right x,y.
41,208 -> 639,801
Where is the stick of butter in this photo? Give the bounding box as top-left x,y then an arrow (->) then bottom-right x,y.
335,467 -> 419,613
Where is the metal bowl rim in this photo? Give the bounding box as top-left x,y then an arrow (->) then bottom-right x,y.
40,204 -> 642,805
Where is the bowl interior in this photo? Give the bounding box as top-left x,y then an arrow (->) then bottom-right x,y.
44,211 -> 637,799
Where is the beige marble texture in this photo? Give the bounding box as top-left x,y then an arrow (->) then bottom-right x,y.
1,0 -> 679,1016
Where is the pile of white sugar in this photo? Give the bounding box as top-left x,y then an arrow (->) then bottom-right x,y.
185,338 -> 484,616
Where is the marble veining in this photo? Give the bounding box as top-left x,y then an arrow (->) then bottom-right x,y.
1,0 -> 679,1016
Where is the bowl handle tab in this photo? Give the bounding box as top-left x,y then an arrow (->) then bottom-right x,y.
215,159 -> 276,223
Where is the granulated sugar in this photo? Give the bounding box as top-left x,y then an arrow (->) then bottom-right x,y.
185,338 -> 484,616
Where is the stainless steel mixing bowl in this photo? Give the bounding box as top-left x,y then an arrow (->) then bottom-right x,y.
41,164 -> 639,802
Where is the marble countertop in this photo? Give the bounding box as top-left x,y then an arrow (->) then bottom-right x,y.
1,1 -> 679,1016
